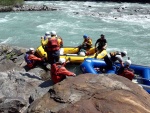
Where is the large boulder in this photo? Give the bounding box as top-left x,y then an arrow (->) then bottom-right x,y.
0,44 -> 52,112
0,70 -> 52,113
0,44 -> 26,72
0,97 -> 26,113
26,74 -> 150,113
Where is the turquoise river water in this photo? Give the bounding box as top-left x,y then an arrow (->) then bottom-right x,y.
0,1 -> 150,66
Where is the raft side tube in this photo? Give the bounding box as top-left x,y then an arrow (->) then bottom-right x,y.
130,65 -> 150,85
80,58 -> 107,74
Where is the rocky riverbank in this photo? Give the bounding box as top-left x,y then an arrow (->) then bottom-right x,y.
0,4 -> 60,12
24,0 -> 150,4
0,44 -> 52,112
0,44 -> 150,113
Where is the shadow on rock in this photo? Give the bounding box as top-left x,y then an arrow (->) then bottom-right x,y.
20,72 -> 42,80
39,80 -> 54,88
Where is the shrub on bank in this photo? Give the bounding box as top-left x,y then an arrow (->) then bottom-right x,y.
0,0 -> 24,6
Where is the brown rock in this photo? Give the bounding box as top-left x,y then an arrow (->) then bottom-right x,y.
26,74 -> 150,113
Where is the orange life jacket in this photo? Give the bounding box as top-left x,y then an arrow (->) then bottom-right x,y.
51,63 -> 75,84
47,37 -> 60,51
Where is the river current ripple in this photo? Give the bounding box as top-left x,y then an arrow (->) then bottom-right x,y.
0,1 -> 150,66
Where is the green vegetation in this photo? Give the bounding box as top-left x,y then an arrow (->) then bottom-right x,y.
6,52 -> 16,60
0,0 -> 24,6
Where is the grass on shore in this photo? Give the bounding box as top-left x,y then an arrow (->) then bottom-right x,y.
0,0 -> 24,6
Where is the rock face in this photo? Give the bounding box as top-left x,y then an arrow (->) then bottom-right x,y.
26,74 -> 150,113
0,44 -> 150,113
0,44 -> 26,72
0,44 -> 52,113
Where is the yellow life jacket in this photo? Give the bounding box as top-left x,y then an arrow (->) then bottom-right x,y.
109,51 -> 120,57
109,51 -> 120,61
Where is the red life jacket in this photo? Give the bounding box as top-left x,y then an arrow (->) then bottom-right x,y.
47,37 -> 60,51
120,69 -> 135,80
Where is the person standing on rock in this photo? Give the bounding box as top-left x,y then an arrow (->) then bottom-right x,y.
41,31 -> 62,64
24,48 -> 46,69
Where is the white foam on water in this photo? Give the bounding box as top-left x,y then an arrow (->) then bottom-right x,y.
0,37 -> 12,44
0,18 -> 8,23
1,1 -> 150,66
0,14 -> 12,23
37,19 -> 81,31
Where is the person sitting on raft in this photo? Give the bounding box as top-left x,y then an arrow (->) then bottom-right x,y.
117,59 -> 135,80
78,34 -> 92,56
50,58 -> 76,84
24,48 -> 46,69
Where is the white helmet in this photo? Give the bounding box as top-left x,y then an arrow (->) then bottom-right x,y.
29,48 -> 34,51
79,52 -> 85,56
59,58 -> 66,64
45,31 -> 50,36
50,31 -> 57,36
122,51 -> 127,56
124,60 -> 131,66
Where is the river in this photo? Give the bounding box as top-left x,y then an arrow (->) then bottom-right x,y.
0,1 -> 150,66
